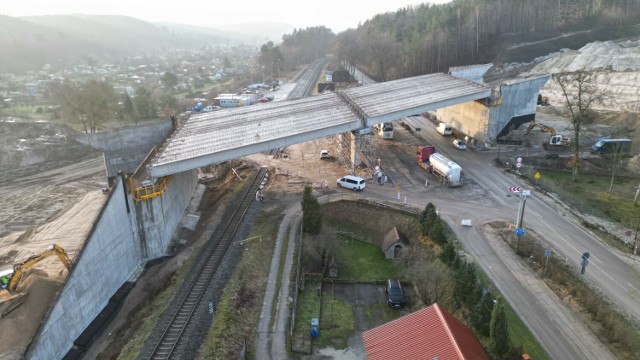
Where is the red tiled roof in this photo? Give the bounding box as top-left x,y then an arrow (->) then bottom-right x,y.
362,303 -> 488,360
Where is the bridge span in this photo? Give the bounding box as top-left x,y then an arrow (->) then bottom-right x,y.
148,73 -> 491,178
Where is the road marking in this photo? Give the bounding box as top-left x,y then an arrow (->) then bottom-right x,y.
627,283 -> 640,296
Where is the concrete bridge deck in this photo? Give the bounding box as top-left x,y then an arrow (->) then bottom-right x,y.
149,73 -> 492,178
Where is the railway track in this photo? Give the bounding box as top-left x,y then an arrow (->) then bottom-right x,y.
287,58 -> 329,100
146,166 -> 269,360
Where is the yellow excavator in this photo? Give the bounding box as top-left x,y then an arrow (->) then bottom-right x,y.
524,121 -> 570,147
0,244 -> 72,317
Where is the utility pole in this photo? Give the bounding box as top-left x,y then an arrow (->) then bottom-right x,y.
516,189 -> 530,229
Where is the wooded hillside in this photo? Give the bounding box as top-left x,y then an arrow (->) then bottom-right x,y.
332,0 -> 640,81
0,15 -> 280,73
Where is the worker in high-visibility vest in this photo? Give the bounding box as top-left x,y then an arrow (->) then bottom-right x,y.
0,275 -> 9,289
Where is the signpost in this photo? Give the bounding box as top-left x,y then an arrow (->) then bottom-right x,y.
515,227 -> 525,253
535,171 -> 541,185
581,252 -> 590,275
544,249 -> 553,276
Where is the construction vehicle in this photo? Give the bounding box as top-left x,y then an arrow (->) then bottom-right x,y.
537,94 -> 549,106
524,121 -> 570,147
417,145 -> 436,172
0,244 -> 72,317
429,153 -> 463,187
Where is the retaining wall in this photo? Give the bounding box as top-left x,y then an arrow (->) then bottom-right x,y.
28,169 -> 198,359
76,121 -> 173,178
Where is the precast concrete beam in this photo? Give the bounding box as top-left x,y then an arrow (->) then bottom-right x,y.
149,121 -> 361,178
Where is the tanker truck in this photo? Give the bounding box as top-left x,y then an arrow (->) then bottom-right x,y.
429,152 -> 463,187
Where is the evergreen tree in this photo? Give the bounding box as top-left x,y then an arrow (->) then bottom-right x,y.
471,290 -> 494,337
490,296 -> 510,356
439,241 -> 456,265
430,216 -> 447,244
420,202 -> 435,230
454,262 -> 479,307
121,92 -> 135,123
301,185 -> 322,234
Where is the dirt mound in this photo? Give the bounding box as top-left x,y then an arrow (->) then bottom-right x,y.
0,119 -> 100,181
0,276 -> 63,359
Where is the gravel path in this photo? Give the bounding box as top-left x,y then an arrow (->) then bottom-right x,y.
255,203 -> 301,359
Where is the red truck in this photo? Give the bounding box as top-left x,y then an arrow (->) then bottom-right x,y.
417,145 -> 436,172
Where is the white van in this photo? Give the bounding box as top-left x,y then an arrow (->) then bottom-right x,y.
336,175 -> 366,191
437,122 -> 452,136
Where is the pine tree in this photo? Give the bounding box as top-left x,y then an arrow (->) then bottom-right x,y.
439,241 -> 456,265
430,216 -> 447,244
490,296 -> 510,356
420,202 -> 435,233
471,291 -> 494,337
301,185 -> 322,234
454,262 -> 479,307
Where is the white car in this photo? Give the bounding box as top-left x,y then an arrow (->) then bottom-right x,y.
452,139 -> 467,150
320,150 -> 330,159
336,175 -> 366,191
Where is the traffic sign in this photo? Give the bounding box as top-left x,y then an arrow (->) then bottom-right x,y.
517,157 -> 522,163
535,172 -> 541,180
516,162 -> 522,168
508,186 -> 522,192
515,228 -> 525,236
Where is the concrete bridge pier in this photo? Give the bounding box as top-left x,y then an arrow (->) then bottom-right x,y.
350,131 -> 363,175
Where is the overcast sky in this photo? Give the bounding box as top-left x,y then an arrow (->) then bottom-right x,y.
2,0 -> 453,33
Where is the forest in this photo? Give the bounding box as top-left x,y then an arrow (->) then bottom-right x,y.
271,0 -> 640,81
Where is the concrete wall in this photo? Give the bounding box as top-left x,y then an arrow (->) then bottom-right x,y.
28,178 -> 140,359
435,75 -> 550,144
435,100 -> 491,142
131,170 -> 199,260
488,76 -> 550,140
28,169 -> 199,359
76,121 -> 173,178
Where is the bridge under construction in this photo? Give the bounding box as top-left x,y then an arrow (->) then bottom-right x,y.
147,73 -> 492,178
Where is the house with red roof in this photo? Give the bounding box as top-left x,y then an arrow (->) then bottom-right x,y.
362,303 -> 488,360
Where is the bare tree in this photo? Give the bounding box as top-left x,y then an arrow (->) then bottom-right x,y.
554,71 -> 603,181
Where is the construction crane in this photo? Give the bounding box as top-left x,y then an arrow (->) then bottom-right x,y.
524,121 -> 570,147
0,244 -> 72,317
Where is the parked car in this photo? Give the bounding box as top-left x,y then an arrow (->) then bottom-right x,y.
452,139 -> 467,150
257,97 -> 270,103
336,175 -> 366,191
437,122 -> 452,136
203,105 -> 220,112
385,278 -> 405,308
320,150 -> 330,159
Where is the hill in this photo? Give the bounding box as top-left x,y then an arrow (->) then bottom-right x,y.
0,15 -> 292,73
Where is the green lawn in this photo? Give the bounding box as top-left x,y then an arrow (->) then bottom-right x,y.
313,293 -> 355,349
538,170 -> 640,226
333,234 -> 404,281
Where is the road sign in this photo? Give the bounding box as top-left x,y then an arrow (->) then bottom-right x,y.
517,157 -> 522,163
508,186 -> 522,192
522,190 -> 531,196
516,162 -> 522,168
515,228 -> 525,236
544,249 -> 553,257
535,172 -> 541,180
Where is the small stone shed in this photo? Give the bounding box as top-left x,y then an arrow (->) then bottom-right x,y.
381,227 -> 410,259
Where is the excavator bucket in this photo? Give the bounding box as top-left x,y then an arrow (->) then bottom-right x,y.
0,290 -> 27,318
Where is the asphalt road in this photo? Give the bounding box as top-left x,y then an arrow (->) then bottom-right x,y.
372,116 -> 635,359
257,67 -> 628,359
